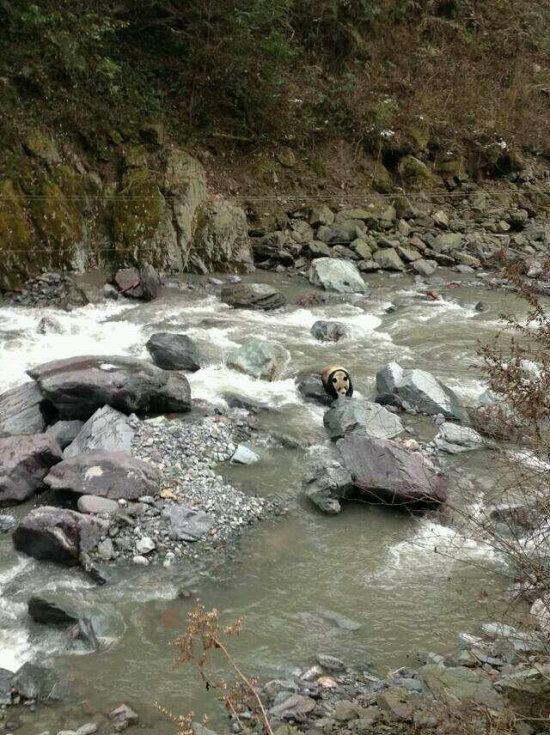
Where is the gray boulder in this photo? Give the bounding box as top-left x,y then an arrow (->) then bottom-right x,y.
146,332 -> 202,371
0,434 -> 63,506
138,263 -> 162,301
230,445 -> 260,464
0,382 -> 50,438
311,321 -> 347,342
221,283 -> 285,310
27,355 -> 191,420
45,451 -> 160,500
376,362 -> 467,421
169,504 -> 214,541
302,449 -> 353,514
412,259 -> 438,277
229,339 -> 290,381
337,434 -> 448,506
434,422 -> 495,453
191,201 -> 253,273
373,249 -> 406,271
317,222 -> 365,244
308,258 -> 367,294
46,420 -> 84,450
420,664 -> 503,709
324,398 -> 404,441
115,264 -> 161,302
295,372 -> 333,406
64,406 -> 134,457
10,662 -> 63,702
13,506 -> 106,565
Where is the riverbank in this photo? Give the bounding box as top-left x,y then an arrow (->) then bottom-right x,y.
0,247 -> 549,732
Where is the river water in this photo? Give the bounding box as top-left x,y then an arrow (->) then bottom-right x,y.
0,270 -> 528,732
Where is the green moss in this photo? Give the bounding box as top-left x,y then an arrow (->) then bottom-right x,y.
0,179 -> 37,289
31,178 -> 83,256
111,169 -> 164,264
397,156 -> 434,190
24,131 -> 61,165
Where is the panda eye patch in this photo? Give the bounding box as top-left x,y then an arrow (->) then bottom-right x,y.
332,377 -> 337,383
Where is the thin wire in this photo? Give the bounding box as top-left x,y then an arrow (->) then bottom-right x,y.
0,189 -> 549,201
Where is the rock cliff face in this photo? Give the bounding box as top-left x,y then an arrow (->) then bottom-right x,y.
0,132 -> 253,289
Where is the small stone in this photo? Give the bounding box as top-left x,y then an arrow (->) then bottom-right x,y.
333,700 -> 358,722
132,555 -> 149,566
109,703 -> 139,732
135,537 -> 155,555
316,654 -> 346,672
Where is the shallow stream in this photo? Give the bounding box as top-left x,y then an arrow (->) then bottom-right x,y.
0,270 -> 530,732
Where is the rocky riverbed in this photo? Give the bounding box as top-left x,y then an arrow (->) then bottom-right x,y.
0,184 -> 550,733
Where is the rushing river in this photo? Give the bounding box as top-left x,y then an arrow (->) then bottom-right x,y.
0,269 -> 528,732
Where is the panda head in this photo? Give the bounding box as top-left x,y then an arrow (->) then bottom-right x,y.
325,367 -> 353,399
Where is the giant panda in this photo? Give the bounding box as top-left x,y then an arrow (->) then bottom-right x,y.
321,364 -> 353,400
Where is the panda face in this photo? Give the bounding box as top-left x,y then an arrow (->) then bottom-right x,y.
330,369 -> 352,397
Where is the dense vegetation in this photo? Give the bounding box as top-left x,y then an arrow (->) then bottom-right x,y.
0,0 -> 549,159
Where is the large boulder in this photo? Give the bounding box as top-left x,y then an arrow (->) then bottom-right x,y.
0,435 -> 63,506
420,665 -> 503,709
191,201 -> 253,273
376,362 -> 467,421
308,258 -> 367,294
113,264 -> 161,301
27,355 -> 191,420
13,506 -> 106,565
221,283 -> 286,310
146,332 -> 202,371
324,398 -> 404,441
44,451 -> 160,500
337,434 -> 448,506
373,248 -> 406,272
64,406 -> 135,457
229,339 -> 290,381
302,449 -> 353,514
28,596 -> 79,626
0,382 -> 51,438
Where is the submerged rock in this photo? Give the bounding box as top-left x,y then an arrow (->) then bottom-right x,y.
308,258 -> 367,294
0,381 -> 51,438
229,339 -> 290,381
311,320 -> 348,342
45,451 -> 160,500
64,406 -> 135,457
324,398 -> 404,441
146,332 -> 202,371
337,434 -> 447,506
0,434 -> 63,506
27,355 -> 191,420
376,362 -> 467,421
221,283 -> 286,310
13,506 -> 106,565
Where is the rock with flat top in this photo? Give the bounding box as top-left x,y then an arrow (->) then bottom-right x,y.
27,355 -> 191,420
0,382 -> 50,438
308,258 -> 367,294
221,283 -> 285,310
0,434 -> 63,506
45,451 -> 160,500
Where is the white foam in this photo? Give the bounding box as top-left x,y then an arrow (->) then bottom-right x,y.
189,365 -> 300,408
0,301 -> 139,393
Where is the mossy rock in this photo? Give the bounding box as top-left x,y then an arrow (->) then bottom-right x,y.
411,125 -> 430,151
111,170 -> 165,265
370,161 -> 393,194
24,131 -> 61,165
397,156 -> 434,190
0,179 -> 36,289
30,177 -> 83,259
